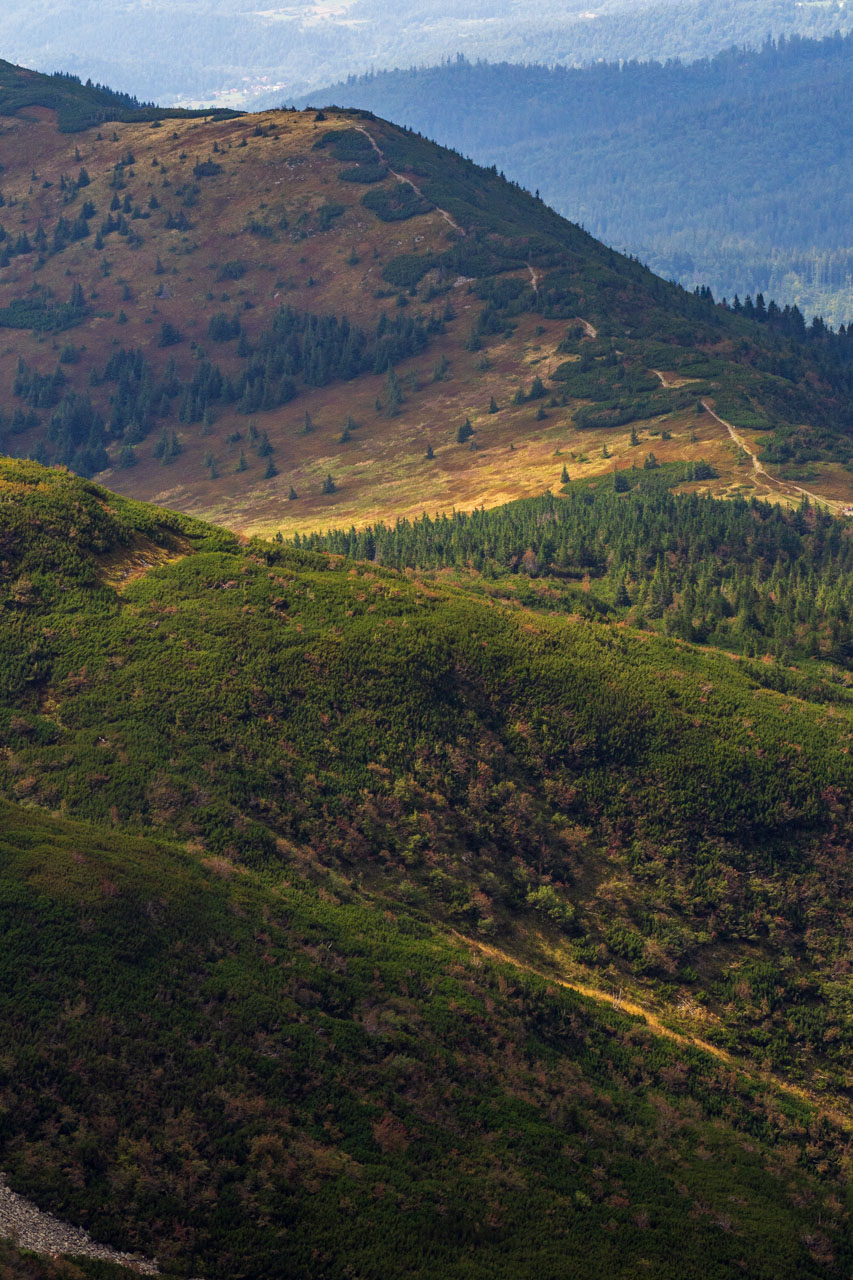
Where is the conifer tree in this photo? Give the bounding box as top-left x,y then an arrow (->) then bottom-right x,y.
385,367 -> 403,417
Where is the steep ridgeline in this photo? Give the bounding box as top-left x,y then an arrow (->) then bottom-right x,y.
306,33 -> 853,325
2,458 -> 853,1276
0,70 -> 852,535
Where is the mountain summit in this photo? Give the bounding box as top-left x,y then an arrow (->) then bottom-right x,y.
0,69 -> 851,535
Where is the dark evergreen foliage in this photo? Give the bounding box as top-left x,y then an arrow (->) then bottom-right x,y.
301,471 -> 853,663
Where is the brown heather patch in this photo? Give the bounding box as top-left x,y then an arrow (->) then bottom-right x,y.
2,105 -> 848,536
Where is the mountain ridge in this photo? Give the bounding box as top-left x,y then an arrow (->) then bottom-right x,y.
2,56 -> 853,1276
0,75 -> 851,537
300,32 -> 853,324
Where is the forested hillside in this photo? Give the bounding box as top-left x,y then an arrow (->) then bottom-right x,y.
0,61 -> 238,133
300,469 -> 853,664
1,0 -> 850,106
2,457 -> 853,1276
310,34 -> 853,323
2,79 -> 853,536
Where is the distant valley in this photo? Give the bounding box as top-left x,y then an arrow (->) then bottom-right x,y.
0,0 -> 851,107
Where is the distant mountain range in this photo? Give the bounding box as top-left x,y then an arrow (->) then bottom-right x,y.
0,0 -> 851,105
303,32 -> 853,325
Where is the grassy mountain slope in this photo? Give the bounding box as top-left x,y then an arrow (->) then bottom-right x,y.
0,77 -> 852,536
306,34 -> 853,325
3,458 -> 853,1274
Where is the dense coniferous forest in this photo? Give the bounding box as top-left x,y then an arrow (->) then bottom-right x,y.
310,33 -> 853,323
298,471 -> 853,664
4,301 -> 444,475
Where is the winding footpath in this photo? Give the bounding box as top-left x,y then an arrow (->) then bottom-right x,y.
651,369 -> 845,513
701,398 -> 845,513
353,126 -> 465,236
456,934 -> 853,1135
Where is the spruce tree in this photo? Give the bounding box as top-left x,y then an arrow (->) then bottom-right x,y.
385,367 -> 403,417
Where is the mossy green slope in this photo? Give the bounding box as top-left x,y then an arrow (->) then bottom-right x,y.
4,457 -> 853,1082
0,1242 -> 138,1280
2,457 -> 853,1275
2,798 -> 851,1280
